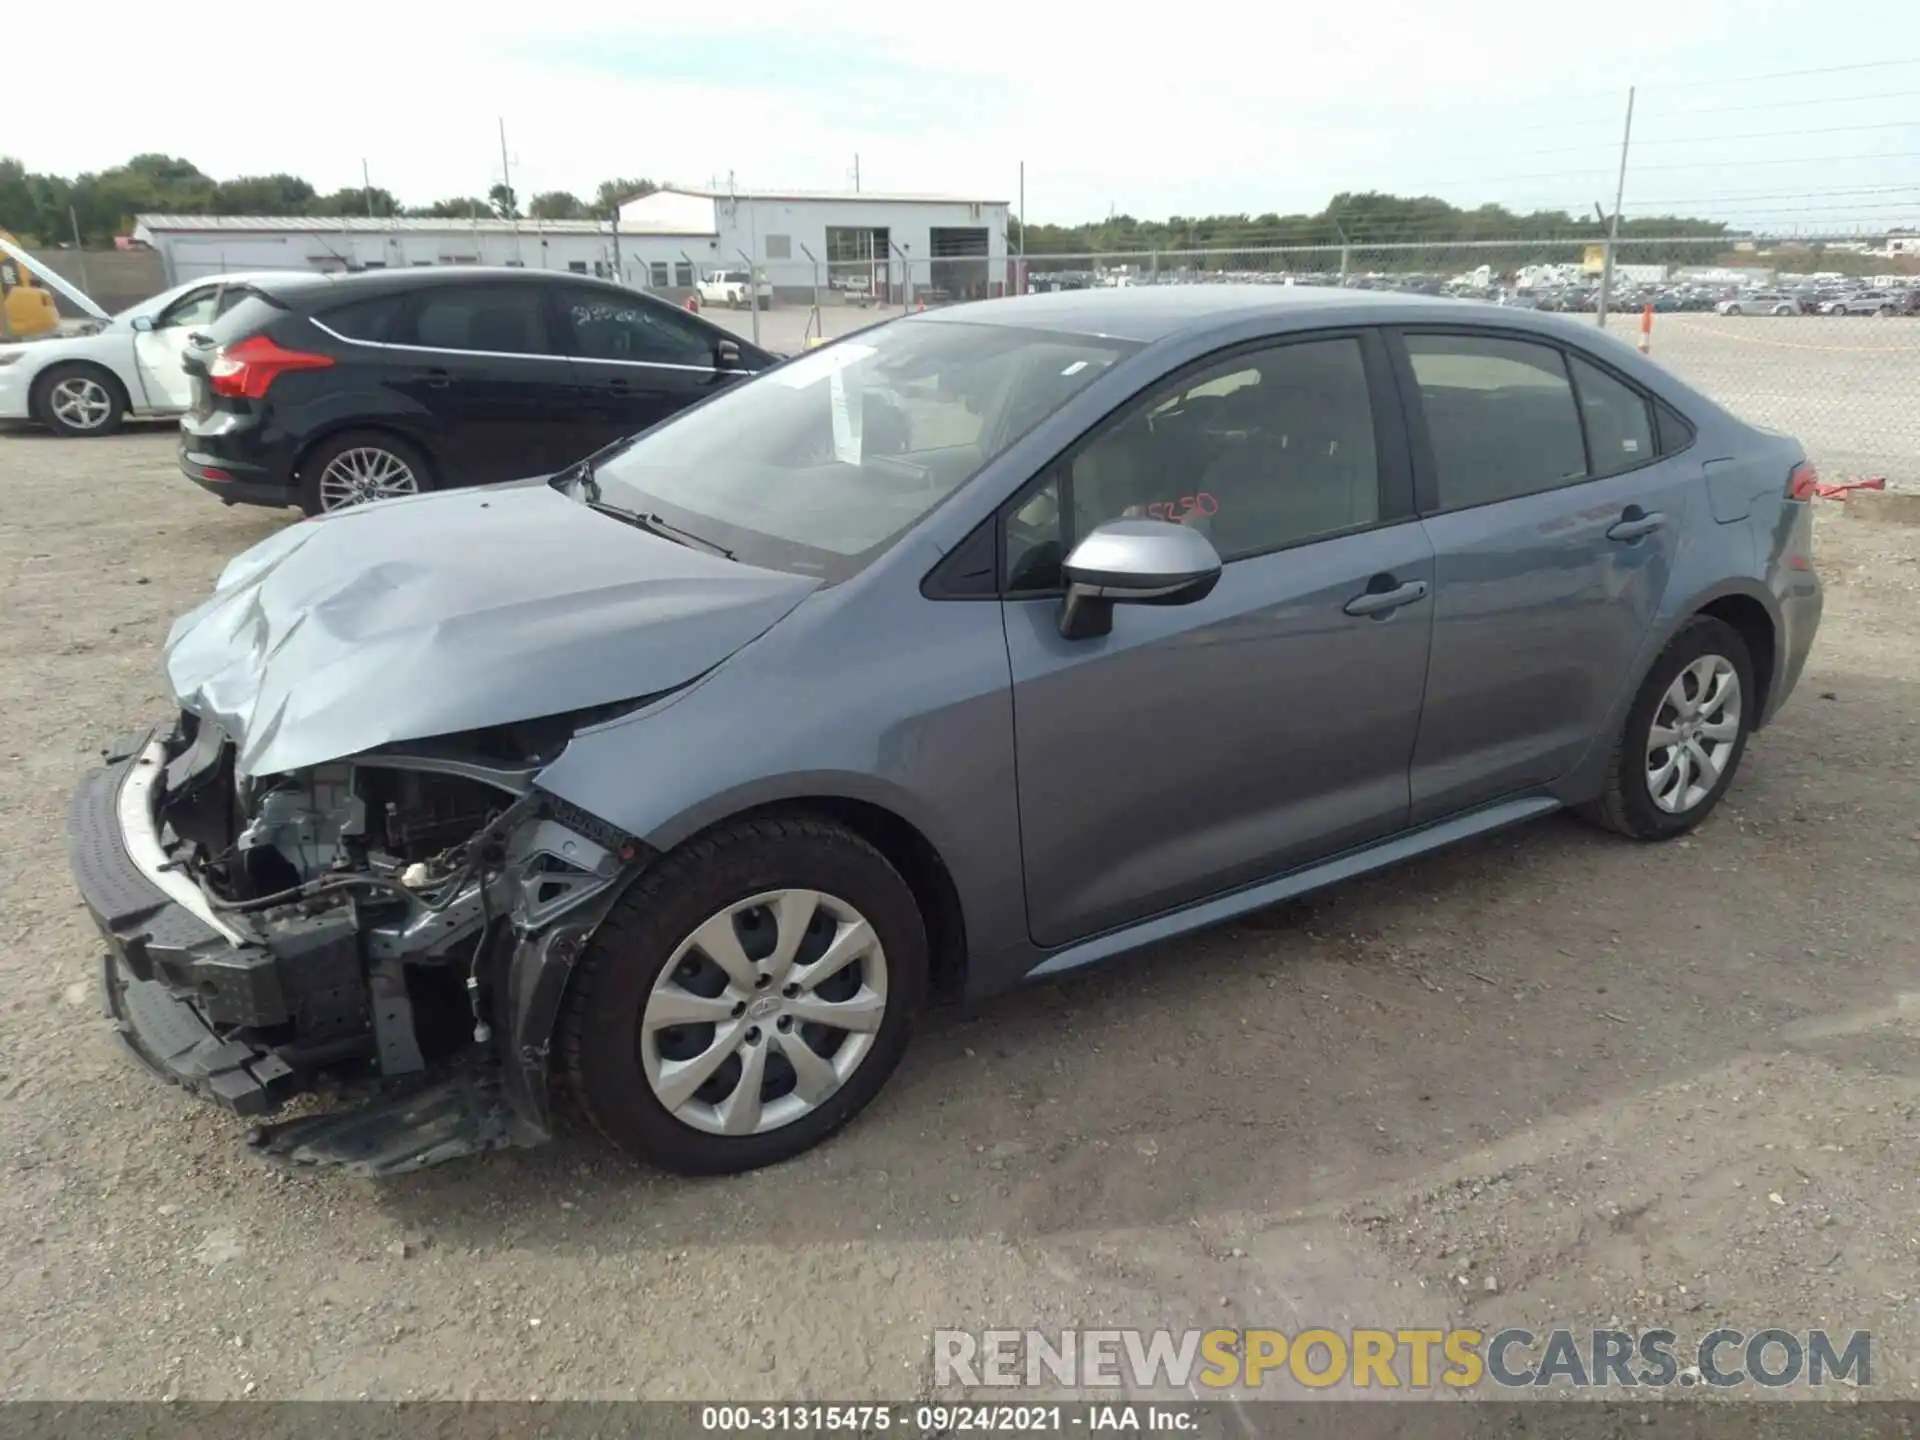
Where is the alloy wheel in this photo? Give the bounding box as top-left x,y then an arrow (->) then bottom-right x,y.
316,446 -> 420,510
639,888 -> 889,1137
1645,654 -> 1742,814
49,376 -> 113,431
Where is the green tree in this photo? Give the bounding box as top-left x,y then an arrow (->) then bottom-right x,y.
408,197 -> 490,219
528,190 -> 588,220
310,186 -> 399,217
215,174 -> 317,213
593,177 -> 655,218
488,182 -> 519,219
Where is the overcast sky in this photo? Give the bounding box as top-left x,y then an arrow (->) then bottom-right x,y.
16,0 -> 1917,230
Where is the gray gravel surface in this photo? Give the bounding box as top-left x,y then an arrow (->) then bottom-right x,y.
1,429 -> 1917,1402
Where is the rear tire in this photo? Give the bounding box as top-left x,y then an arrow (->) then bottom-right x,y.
31,363 -> 127,437
561,815 -> 928,1175
1579,616 -> 1755,841
296,429 -> 434,516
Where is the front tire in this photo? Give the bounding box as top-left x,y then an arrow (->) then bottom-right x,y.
32,363 -> 126,437
561,815 -> 929,1175
297,429 -> 433,516
1580,616 -> 1755,840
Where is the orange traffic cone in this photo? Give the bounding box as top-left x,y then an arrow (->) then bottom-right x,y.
916,295 -> 925,313
685,294 -> 699,313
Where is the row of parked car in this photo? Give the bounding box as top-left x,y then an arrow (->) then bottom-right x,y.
0,267 -> 779,513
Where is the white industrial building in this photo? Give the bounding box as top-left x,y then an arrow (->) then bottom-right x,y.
616,186 -> 1013,302
134,185 -> 1013,305
132,214 -> 719,295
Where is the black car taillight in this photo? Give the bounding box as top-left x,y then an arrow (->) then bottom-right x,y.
1787,461 -> 1820,501
208,335 -> 334,400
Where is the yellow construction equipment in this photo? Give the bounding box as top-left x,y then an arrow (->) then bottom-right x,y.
0,232 -> 60,340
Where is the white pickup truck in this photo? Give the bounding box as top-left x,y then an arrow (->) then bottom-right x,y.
698,268 -> 774,309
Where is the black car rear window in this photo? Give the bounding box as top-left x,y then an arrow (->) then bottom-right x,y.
199,294 -> 290,348
316,293 -> 407,343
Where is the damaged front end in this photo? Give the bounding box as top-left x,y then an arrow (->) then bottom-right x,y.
66,707 -> 651,1176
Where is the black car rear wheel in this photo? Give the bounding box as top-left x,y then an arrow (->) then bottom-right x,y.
561,814 -> 928,1175
297,430 -> 434,516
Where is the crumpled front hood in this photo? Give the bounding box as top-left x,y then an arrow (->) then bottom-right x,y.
165,484 -> 820,777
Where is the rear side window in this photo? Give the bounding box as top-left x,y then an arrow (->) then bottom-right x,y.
199,294 -> 289,349
1567,354 -> 1655,477
1405,333 -> 1586,510
1656,401 -> 1696,456
318,293 -> 407,343
397,284 -> 553,356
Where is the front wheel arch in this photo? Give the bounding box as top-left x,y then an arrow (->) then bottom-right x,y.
30,361 -> 130,436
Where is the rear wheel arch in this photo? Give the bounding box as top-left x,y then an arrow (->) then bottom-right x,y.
292,418 -> 436,484
1695,592 -> 1777,725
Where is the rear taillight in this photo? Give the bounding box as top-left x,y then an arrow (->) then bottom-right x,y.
208,334 -> 333,400
1787,461 -> 1820,501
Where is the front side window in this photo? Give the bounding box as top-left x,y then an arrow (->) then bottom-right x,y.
557,286 -> 713,366
1405,333 -> 1586,509
155,287 -> 220,330
580,320 -> 1138,580
400,284 -> 552,355
1003,335 -> 1382,589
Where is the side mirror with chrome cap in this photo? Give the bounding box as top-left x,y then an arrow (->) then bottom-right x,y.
1056,518 -> 1222,641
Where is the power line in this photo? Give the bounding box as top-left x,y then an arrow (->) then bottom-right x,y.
1642,55 -> 1920,91
1491,120 -> 1920,162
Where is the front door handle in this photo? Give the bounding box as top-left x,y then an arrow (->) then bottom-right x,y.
1344,577 -> 1429,617
423,368 -> 452,390
1607,508 -> 1667,542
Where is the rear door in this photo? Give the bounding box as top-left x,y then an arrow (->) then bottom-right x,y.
546,283 -> 737,450
387,281 -> 579,483
1391,327 -> 1698,823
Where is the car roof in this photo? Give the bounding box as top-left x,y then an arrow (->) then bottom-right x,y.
249,266 -> 636,305
912,284 -> 1606,345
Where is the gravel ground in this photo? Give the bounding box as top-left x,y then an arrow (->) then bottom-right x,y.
2,429 -> 1918,1404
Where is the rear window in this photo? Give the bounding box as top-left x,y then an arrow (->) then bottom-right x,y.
198,293 -> 291,349
316,293 -> 407,343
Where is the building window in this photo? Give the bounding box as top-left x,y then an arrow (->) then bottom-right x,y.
673,261 -> 693,287
567,260 -> 589,274
650,262 -> 670,287
764,234 -> 792,260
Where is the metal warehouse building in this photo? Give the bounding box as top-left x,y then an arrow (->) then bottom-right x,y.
131,214 -> 718,295
616,186 -> 1013,303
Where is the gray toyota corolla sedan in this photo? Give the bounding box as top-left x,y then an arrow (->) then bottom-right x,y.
67,286 -> 1821,1176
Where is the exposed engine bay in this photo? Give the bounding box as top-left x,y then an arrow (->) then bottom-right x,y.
94,707 -> 651,1172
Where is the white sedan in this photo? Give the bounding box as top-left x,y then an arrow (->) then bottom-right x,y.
0,271 -> 308,437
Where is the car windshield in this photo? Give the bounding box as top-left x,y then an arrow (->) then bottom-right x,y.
573,318 -> 1141,580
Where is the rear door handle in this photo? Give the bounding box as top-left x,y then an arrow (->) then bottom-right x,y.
1607,509 -> 1667,542
423,368 -> 451,390
1344,578 -> 1429,617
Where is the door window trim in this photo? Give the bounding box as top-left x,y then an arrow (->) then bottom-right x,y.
1387,323 -> 1688,517
976,326 -> 1415,599
152,286 -> 220,330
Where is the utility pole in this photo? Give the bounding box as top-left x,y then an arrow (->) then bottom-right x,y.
1017,160 -> 1025,294
498,118 -> 523,265
1596,86 -> 1635,328
853,154 -> 860,193
362,159 -> 376,219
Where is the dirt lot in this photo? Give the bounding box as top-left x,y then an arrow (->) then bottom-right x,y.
2,429 -> 1918,1405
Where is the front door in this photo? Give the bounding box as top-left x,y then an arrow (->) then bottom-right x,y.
1394,329 -> 1697,822
1002,332 -> 1436,948
134,283 -> 227,411
388,281 -> 579,484
548,283 -> 736,453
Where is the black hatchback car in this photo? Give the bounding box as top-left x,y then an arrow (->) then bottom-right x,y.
177,269 -> 776,515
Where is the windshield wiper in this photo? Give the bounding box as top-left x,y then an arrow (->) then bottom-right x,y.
584,500 -> 734,560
